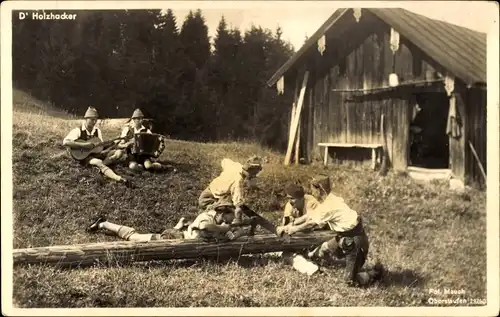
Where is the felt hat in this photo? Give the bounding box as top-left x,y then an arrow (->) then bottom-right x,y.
311,174 -> 331,193
211,198 -> 235,212
84,107 -> 99,119
285,183 -> 305,199
242,155 -> 263,176
131,108 -> 145,119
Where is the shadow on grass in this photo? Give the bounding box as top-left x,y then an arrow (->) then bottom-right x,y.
46,253 -> 287,272
380,268 -> 427,288
137,254 -> 286,269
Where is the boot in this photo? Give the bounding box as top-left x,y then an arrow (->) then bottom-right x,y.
372,261 -> 385,281
120,177 -> 134,188
87,216 -> 106,232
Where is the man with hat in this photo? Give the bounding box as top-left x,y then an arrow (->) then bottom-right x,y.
276,175 -> 384,287
198,156 -> 263,226
117,108 -> 166,172
282,183 -> 320,227
63,107 -> 131,186
87,198 -> 255,242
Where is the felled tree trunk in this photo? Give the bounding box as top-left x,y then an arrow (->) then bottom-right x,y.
13,231 -> 336,268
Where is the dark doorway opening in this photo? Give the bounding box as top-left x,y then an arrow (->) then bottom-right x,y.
409,92 -> 450,169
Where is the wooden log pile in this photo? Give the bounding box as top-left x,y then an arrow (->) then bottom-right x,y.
13,231 -> 336,268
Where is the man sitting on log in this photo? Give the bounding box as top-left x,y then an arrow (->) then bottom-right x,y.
117,108 -> 167,172
87,199 -> 257,242
198,156 -> 263,226
62,107 -> 132,187
276,175 -> 384,287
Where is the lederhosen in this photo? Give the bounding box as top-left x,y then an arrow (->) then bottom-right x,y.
125,126 -> 149,165
333,216 -> 370,284
77,127 -> 103,165
198,187 -> 219,210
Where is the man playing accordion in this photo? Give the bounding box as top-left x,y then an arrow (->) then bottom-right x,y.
118,108 -> 167,172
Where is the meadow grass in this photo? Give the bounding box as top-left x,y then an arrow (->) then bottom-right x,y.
11,90 -> 487,307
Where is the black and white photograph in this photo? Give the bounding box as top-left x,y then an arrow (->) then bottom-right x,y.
1,0 -> 499,315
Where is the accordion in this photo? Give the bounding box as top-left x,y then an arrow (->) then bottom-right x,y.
133,132 -> 166,158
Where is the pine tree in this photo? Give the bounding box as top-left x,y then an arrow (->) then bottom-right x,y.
177,9 -> 214,139
145,9 -> 183,135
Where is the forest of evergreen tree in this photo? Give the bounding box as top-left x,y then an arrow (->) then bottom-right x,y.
12,9 -> 296,150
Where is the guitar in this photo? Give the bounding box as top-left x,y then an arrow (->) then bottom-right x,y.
69,137 -> 126,161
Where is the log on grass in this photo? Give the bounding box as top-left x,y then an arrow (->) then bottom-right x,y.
13,231 -> 337,268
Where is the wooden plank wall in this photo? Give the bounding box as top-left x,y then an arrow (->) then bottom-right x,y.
465,87 -> 487,185
307,11 -> 450,171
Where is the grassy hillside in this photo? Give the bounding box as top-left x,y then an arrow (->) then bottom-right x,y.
11,90 -> 487,307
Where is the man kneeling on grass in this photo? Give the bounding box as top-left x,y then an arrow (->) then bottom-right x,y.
87,199 -> 256,242
198,156 -> 263,226
276,175 -> 384,287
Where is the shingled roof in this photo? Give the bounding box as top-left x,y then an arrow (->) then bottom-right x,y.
267,8 -> 487,87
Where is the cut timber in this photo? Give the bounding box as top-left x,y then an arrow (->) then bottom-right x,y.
407,167 -> 452,182
13,231 -> 336,268
285,71 -> 309,166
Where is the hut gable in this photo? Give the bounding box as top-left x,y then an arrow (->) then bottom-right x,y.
268,8 -> 486,89
270,8 -> 487,186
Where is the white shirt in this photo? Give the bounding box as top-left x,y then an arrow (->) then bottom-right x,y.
63,124 -> 103,143
186,210 -> 222,239
189,210 -> 217,230
308,193 -> 359,232
208,159 -> 245,207
120,124 -> 152,140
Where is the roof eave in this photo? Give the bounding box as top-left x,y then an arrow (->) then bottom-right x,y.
266,8 -> 350,87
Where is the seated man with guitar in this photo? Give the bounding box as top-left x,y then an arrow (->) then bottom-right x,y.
87,199 -> 257,242
63,107 -> 132,187
117,108 -> 167,172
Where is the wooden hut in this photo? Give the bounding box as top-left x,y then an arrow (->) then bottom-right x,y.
267,8 -> 487,187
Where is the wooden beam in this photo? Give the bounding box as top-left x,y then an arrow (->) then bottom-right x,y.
288,75 -> 301,163
317,142 -> 382,148
468,141 -> 487,182
13,231 -> 336,268
294,72 -> 304,165
288,101 -> 297,160
295,120 -> 301,165
285,71 -> 309,165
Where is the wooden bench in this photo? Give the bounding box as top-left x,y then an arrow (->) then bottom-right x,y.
318,143 -> 383,170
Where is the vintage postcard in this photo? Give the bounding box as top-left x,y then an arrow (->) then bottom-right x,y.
1,0 -> 499,316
